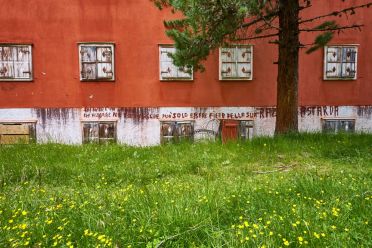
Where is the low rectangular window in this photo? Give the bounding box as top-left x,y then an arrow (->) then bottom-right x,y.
159,45 -> 193,81
322,119 -> 355,133
0,122 -> 36,144
161,121 -> 194,144
220,45 -> 253,80
82,122 -> 116,144
324,45 -> 358,80
239,120 -> 254,140
0,44 -> 33,81
79,43 -> 115,81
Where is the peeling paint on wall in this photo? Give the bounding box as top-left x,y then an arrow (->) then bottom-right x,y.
0,106 -> 371,146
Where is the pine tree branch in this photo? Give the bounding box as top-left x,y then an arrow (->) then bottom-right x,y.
234,32 -> 279,41
300,24 -> 364,32
299,2 -> 372,24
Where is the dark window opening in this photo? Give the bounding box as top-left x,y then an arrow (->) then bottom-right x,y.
161,121 -> 194,144
322,119 -> 355,133
83,122 -> 116,144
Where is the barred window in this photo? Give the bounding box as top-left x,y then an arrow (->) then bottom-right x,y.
322,119 -> 355,133
324,46 -> 357,80
160,121 -> 194,144
159,45 -> 193,80
82,122 -> 116,144
79,43 -> 114,81
0,44 -> 32,81
220,45 -> 253,80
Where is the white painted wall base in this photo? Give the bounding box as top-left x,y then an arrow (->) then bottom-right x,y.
0,106 -> 371,146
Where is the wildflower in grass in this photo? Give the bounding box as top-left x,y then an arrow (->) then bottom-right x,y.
283,239 -> 290,246
269,231 -> 274,236
21,211 -> 27,216
331,225 -> 337,230
313,232 -> 320,239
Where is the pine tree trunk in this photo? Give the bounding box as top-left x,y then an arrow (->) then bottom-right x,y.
275,0 -> 300,134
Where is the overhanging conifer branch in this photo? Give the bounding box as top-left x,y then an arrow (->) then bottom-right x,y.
300,24 -> 364,32
300,2 -> 372,24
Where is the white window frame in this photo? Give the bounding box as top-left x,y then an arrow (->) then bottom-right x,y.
159,45 -> 193,81
78,43 -> 115,81
0,44 -> 33,81
323,45 -> 358,80
219,45 -> 253,81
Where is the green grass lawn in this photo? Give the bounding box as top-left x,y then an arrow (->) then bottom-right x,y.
0,133 -> 371,248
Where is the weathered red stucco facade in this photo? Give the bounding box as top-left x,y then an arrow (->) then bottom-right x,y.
0,0 -> 371,145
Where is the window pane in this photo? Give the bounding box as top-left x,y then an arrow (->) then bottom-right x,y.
221,63 -> 237,78
97,47 -> 112,62
97,62 -> 113,79
237,47 -> 251,62
237,63 -> 251,78
176,122 -> 194,141
220,48 -> 236,62
81,63 -> 97,80
80,46 -> 96,62
0,62 -> 14,78
83,123 -> 99,143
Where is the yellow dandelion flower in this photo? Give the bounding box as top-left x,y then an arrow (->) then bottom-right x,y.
298,237 -> 304,242
269,231 -> 274,236
284,240 -> 290,246
314,232 -> 320,239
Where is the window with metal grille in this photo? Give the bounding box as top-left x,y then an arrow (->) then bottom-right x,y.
160,121 -> 194,144
82,122 -> 116,144
159,45 -> 193,80
0,122 -> 36,144
239,121 -> 254,140
79,43 -> 114,81
322,119 -> 355,133
324,46 -> 358,80
0,44 -> 32,81
220,45 -> 253,80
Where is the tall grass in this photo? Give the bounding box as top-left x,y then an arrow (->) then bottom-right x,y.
0,133 -> 371,247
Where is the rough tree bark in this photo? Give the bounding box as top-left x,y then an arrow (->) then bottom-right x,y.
275,0 -> 300,134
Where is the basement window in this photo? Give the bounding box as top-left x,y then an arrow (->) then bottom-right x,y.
159,45 -> 193,81
160,121 -> 194,144
82,122 -> 116,144
322,119 -> 355,133
79,43 -> 115,81
0,44 -> 33,81
220,45 -> 253,80
324,45 -> 358,80
0,122 -> 36,144
239,120 -> 254,140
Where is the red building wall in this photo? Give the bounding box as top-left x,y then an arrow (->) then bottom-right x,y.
0,0 -> 371,108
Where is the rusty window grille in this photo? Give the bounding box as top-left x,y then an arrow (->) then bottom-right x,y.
0,122 -> 36,144
159,45 -> 193,81
79,44 -> 115,81
220,45 -> 253,80
324,45 -> 358,80
0,44 -> 33,81
82,122 -> 116,144
322,119 -> 355,133
160,121 -> 194,144
239,120 -> 254,140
